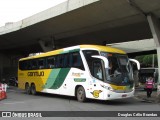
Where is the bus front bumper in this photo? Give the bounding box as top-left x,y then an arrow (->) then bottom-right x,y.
104,90 -> 135,100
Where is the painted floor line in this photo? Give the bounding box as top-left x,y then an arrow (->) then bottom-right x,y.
7,90 -> 17,92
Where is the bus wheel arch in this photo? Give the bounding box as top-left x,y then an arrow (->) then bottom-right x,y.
31,83 -> 37,95
25,82 -> 31,94
75,85 -> 86,102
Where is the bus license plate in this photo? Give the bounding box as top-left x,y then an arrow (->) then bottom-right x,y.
122,94 -> 127,97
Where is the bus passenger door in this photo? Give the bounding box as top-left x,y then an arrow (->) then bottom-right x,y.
89,60 -> 104,99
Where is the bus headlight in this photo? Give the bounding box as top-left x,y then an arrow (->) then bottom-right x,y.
104,86 -> 114,91
108,87 -> 114,91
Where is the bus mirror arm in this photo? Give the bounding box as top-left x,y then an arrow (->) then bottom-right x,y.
91,55 -> 109,69
129,58 -> 140,70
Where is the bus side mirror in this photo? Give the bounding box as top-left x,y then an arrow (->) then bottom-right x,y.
91,55 -> 109,69
129,59 -> 140,70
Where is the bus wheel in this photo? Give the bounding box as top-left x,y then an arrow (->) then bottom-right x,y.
76,86 -> 86,102
31,84 -> 36,95
25,83 -> 31,94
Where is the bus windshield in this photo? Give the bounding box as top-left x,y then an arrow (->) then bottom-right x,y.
83,50 -> 134,86
101,52 -> 134,86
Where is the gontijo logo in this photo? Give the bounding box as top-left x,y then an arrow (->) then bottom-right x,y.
27,71 -> 44,76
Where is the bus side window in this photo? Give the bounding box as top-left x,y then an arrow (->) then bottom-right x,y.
72,52 -> 79,66
58,55 -> 64,68
38,59 -> 45,69
19,61 -> 25,70
64,54 -> 69,68
31,60 -> 38,70
71,52 -> 84,70
55,56 -> 60,68
27,61 -> 32,70
47,56 -> 55,69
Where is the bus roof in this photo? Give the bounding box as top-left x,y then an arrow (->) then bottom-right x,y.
80,45 -> 126,54
20,45 -> 126,61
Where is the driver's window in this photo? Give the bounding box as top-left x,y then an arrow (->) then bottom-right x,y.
93,61 -> 103,80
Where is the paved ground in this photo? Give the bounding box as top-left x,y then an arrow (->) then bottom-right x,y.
135,88 -> 160,103
0,87 -> 160,120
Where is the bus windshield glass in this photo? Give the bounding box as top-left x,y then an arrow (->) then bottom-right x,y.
101,52 -> 134,86
83,50 -> 134,86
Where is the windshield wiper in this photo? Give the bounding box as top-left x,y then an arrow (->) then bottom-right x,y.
109,73 -> 122,77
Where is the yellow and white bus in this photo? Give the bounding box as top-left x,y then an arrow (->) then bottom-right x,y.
18,45 -> 140,102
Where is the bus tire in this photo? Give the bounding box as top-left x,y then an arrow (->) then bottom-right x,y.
25,83 -> 31,94
76,86 -> 86,102
31,83 -> 37,95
